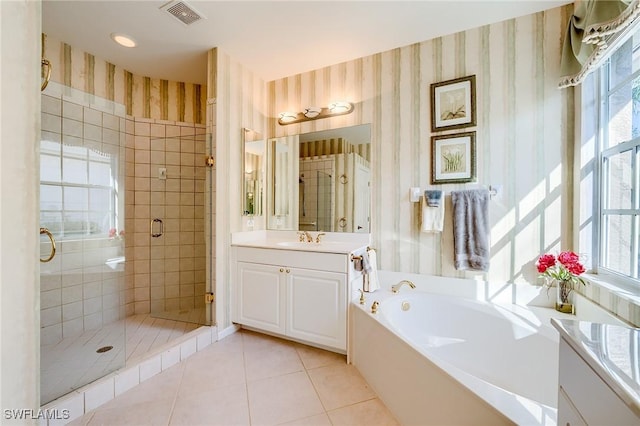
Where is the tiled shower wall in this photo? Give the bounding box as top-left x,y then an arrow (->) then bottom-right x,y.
125,118 -> 207,316
43,35 -> 210,322
40,83 -> 126,345
299,157 -> 335,232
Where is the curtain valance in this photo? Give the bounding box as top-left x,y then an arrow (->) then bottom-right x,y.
559,0 -> 640,88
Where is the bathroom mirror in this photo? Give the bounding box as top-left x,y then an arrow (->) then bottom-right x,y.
267,124 -> 371,233
242,128 -> 265,216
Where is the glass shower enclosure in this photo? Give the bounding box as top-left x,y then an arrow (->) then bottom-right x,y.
40,82 -> 214,405
40,83 -> 126,405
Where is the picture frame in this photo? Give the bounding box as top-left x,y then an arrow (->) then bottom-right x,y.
431,132 -> 476,184
430,75 -> 476,132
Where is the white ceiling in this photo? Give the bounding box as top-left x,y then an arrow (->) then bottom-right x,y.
42,1 -> 571,85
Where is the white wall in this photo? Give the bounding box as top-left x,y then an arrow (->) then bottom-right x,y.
0,0 -> 41,416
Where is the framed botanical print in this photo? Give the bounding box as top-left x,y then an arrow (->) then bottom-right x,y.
431,131 -> 476,184
430,75 -> 476,131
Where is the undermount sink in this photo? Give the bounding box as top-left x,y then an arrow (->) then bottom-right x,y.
275,241 -> 347,250
276,241 -> 325,248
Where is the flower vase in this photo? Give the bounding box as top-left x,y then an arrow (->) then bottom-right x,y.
555,279 -> 574,314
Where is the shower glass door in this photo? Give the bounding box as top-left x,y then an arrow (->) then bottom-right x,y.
40,83 -> 126,404
316,170 -> 333,232
148,126 -> 208,325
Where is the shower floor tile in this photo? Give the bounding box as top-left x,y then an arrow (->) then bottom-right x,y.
41,314 -> 199,405
68,329 -> 399,426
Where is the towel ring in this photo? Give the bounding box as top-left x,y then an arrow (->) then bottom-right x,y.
40,227 -> 56,263
41,59 -> 51,91
338,217 -> 347,228
41,34 -> 51,92
339,174 -> 348,184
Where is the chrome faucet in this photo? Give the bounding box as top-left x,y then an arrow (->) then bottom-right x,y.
391,280 -> 416,293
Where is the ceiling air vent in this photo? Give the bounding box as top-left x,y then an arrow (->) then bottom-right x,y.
160,1 -> 205,26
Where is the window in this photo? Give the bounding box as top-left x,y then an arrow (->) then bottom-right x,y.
597,28 -> 640,281
40,139 -> 120,240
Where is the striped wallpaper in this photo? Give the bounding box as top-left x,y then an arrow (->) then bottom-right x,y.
44,36 -> 206,124
209,47 -> 268,329
209,6 -> 574,330
267,5 -> 573,285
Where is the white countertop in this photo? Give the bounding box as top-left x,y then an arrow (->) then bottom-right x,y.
231,230 -> 370,254
551,318 -> 640,417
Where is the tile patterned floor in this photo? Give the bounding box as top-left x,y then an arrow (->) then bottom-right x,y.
42,314 -> 200,405
68,330 -> 399,426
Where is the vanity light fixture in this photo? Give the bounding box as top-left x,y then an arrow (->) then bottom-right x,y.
278,112 -> 298,124
277,102 -> 354,125
303,107 -> 322,118
110,33 -> 137,48
329,101 -> 352,113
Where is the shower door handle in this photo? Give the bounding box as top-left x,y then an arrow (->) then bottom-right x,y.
39,227 -> 56,263
151,219 -> 163,238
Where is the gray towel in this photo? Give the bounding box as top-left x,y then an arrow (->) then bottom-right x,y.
425,190 -> 443,207
451,189 -> 490,271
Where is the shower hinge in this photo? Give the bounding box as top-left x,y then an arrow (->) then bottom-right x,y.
205,292 -> 215,304
205,156 -> 215,167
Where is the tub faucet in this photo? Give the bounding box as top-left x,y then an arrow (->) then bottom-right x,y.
391,280 -> 416,293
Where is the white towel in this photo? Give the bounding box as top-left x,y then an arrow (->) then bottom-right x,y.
362,248 -> 380,292
421,195 -> 445,232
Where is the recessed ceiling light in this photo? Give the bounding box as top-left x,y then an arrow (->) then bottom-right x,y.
110,33 -> 137,48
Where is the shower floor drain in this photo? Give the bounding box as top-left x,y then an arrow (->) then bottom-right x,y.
96,346 -> 113,353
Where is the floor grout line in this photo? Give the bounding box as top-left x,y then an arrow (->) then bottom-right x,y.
164,357 -> 188,426
241,331 -> 254,426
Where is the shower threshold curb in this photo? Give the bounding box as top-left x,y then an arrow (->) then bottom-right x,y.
41,324 -> 218,425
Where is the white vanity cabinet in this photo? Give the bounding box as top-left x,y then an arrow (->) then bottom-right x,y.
232,246 -> 358,352
285,267 -> 346,349
553,319 -> 640,426
236,261 -> 286,335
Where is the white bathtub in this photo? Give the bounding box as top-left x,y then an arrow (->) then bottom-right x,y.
350,271 -> 625,425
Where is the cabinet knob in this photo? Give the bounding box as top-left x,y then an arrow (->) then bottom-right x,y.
279,268 -> 284,272
286,269 -> 290,273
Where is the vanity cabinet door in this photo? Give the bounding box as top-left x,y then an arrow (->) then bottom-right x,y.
285,268 -> 347,350
236,262 -> 286,335
557,387 -> 587,426
558,338 -> 640,425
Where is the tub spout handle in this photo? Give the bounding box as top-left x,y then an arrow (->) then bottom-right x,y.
391,280 -> 416,293
371,300 -> 379,314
